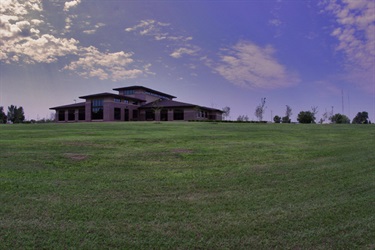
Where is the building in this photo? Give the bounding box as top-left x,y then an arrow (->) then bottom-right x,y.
50,86 -> 223,122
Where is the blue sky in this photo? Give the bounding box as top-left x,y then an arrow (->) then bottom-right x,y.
1,0 -> 374,122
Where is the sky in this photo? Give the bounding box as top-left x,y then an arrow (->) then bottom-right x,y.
1,0 -> 374,122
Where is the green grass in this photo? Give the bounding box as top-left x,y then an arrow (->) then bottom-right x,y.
1,122 -> 374,249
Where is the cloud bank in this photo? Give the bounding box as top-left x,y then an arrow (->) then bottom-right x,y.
321,0 -> 375,92
213,41 -> 299,89
0,0 -> 150,81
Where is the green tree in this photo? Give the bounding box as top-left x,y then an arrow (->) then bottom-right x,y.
255,97 -> 266,121
237,115 -> 249,122
0,106 -> 7,123
222,106 -> 231,120
7,105 -> 25,123
330,113 -> 350,124
282,105 -> 292,123
273,115 -> 281,123
282,116 -> 291,123
297,111 -> 316,124
352,111 -> 369,124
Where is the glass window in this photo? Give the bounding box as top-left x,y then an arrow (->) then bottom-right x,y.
92,99 -> 103,120
145,110 -> 155,120
78,108 -> 85,120
174,109 -> 184,120
114,98 -> 121,103
132,110 -> 138,120
114,108 -> 121,120
124,90 -> 134,95
68,109 -> 75,121
58,110 -> 65,121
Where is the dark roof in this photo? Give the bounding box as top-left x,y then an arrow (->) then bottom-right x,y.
79,92 -> 145,102
140,99 -> 223,112
50,102 -> 85,110
113,85 -> 177,99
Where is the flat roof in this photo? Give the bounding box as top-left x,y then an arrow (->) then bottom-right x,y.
113,86 -> 177,99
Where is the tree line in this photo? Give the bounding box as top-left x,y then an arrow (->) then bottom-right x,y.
0,105 -> 25,124
222,98 -> 371,124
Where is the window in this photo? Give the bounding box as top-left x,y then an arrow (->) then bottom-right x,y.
114,108 -> 121,120
92,99 -> 103,120
145,110 -> 155,120
161,109 -> 168,121
132,110 -> 138,120
124,90 -> 134,95
114,98 -> 121,103
173,109 -> 184,120
58,110 -> 65,121
78,108 -> 85,120
68,109 -> 75,121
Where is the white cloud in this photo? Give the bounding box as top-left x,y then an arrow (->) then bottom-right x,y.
269,19 -> 282,27
321,0 -> 375,92
0,0 -> 149,82
170,47 -> 199,58
125,19 -> 192,43
0,1 -> 79,64
0,0 -> 42,15
83,22 -> 105,35
12,34 -> 79,63
64,46 -> 150,81
0,2 -> 78,64
212,41 -> 299,89
63,0 -> 81,11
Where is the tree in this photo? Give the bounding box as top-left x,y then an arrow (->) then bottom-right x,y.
320,109 -> 330,124
282,105 -> 292,123
330,113 -> 350,124
311,106 -> 318,118
0,106 -> 7,124
222,106 -> 230,120
255,98 -> 266,121
352,111 -> 369,124
297,111 -> 316,124
273,115 -> 281,123
7,105 -> 25,123
282,116 -> 291,123
237,115 -> 249,122
151,99 -> 163,121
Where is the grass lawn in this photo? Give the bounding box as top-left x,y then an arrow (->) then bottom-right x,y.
1,122 -> 374,249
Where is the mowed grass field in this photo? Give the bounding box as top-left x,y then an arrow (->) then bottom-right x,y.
1,122 -> 374,249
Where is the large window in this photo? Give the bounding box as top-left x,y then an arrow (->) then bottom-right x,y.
145,110 -> 155,120
173,109 -> 184,120
58,111 -> 65,121
114,108 -> 121,120
132,110 -> 138,120
78,108 -> 85,120
124,90 -> 135,95
68,110 -> 75,121
92,99 -> 103,120
161,109 -> 168,121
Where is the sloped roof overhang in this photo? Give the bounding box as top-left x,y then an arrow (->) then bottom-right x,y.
113,86 -> 177,99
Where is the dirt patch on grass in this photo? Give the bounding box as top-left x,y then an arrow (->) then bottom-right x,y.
171,149 -> 194,154
64,153 -> 88,161
62,141 -> 95,147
